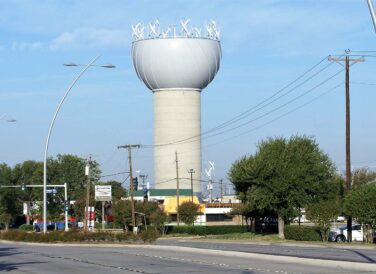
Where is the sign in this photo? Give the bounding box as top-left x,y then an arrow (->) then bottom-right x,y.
46,188 -> 57,194
95,185 -> 112,201
86,206 -> 94,229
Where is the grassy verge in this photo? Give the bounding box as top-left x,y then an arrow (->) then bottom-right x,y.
203,232 -> 280,241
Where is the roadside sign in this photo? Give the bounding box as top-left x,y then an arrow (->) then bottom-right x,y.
46,188 -> 58,194
95,185 -> 112,201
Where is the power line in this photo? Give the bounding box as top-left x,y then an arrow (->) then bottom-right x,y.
158,68 -> 344,147
201,82 -> 344,149
141,55 -> 336,148
134,80 -> 343,160
100,171 -> 129,178
351,81 -> 376,86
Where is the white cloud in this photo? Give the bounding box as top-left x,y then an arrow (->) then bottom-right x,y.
49,28 -> 130,50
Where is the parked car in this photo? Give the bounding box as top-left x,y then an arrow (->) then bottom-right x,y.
336,216 -> 345,222
329,224 -> 363,242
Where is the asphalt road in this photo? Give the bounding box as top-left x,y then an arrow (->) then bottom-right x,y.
1,241 -> 376,274
157,238 -> 376,263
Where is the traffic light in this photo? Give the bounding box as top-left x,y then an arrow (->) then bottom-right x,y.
132,177 -> 138,190
21,182 -> 25,191
143,187 -> 148,199
64,200 -> 69,212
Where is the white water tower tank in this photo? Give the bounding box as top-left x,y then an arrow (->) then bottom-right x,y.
131,19 -> 221,198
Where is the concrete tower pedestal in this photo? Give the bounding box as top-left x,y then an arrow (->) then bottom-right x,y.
154,89 -> 201,195
131,20 -> 221,198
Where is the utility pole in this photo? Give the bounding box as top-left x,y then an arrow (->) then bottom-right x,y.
328,53 -> 364,243
84,155 -> 91,232
175,151 -> 180,226
188,169 -> 195,202
220,179 -> 223,202
118,144 -> 140,233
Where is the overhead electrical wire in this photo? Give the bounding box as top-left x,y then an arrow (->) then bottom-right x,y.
133,76 -> 344,162
143,67 -> 344,149
201,81 -> 344,149
141,55 -> 339,148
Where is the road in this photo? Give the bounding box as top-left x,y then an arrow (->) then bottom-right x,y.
1,241 -> 376,274
157,238 -> 376,263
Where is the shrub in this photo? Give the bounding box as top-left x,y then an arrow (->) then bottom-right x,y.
167,225 -> 245,236
94,222 -> 123,229
139,229 -> 160,243
284,225 -> 322,241
0,230 -> 157,243
178,202 -> 201,225
18,224 -> 34,231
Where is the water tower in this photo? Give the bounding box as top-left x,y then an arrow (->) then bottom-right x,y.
131,19 -> 221,198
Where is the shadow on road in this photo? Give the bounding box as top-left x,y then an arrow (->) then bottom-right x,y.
349,249 -> 376,263
0,246 -> 46,272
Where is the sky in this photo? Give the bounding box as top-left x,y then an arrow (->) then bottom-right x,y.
0,0 -> 375,198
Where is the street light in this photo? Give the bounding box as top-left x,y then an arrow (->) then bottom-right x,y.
42,55 -> 115,233
367,0 -> 376,32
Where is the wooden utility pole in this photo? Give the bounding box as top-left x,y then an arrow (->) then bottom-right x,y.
175,151 -> 180,226
84,155 -> 91,232
118,144 -> 140,232
188,169 -> 195,202
328,54 -> 364,243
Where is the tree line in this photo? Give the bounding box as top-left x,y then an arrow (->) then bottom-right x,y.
0,154 -> 200,232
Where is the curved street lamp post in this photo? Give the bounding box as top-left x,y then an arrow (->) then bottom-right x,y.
43,56 -> 115,233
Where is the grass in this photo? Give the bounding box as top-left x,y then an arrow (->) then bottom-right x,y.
202,232 -> 281,241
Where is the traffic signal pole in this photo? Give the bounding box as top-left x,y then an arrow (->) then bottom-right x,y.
1,183 -> 69,231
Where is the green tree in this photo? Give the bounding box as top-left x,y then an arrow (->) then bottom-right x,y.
229,136 -> 337,239
343,183 -> 376,243
0,213 -> 12,230
0,163 -> 21,222
12,160 -> 43,223
306,199 -> 341,241
178,201 -> 200,225
149,208 -> 168,233
48,154 -> 101,200
352,168 -> 376,188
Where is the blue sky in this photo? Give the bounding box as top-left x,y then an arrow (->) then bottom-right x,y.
1,0 -> 375,197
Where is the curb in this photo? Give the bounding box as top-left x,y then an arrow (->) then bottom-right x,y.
158,237 -> 376,250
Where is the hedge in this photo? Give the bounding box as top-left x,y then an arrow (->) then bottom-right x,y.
18,224 -> 34,231
94,222 -> 123,229
0,230 -> 159,243
284,225 -> 322,241
167,225 -> 246,235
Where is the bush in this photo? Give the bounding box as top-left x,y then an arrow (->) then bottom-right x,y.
167,225 -> 245,236
284,225 -> 322,241
139,229 -> 160,243
18,224 -> 34,231
94,222 -> 123,229
0,230 -> 159,243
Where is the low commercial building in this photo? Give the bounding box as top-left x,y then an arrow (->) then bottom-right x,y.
132,189 -> 241,225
